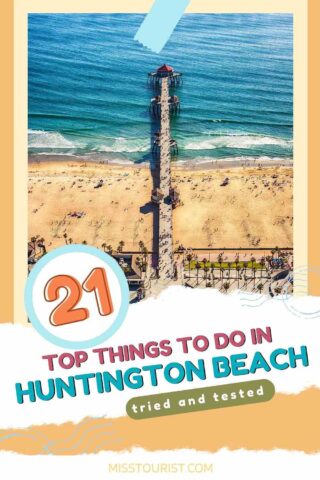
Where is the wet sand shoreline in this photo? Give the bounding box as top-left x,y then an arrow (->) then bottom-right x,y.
28,154 -> 293,171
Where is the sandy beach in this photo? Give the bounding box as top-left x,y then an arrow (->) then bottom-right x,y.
28,159 -> 293,252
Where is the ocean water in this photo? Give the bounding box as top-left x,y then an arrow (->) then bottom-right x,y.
28,13 -> 293,164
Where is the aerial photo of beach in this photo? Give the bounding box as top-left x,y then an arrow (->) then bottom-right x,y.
28,13 -> 293,299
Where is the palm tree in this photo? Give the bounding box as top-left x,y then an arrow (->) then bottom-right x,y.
107,245 -> 113,254
257,283 -> 264,294
223,282 -> 230,294
220,265 -> 224,283
252,262 -> 257,288
266,255 -> 272,268
195,261 -> 201,286
63,232 -> 68,245
177,244 -> 185,253
142,246 -> 148,268
135,256 -> 143,275
139,240 -> 145,252
204,264 -> 210,286
186,253 -> 193,279
260,257 -> 265,279
228,262 -> 232,279
236,264 -> 241,289
37,238 -> 46,256
118,241 -> 125,253
217,253 -> 223,280
30,236 -> 38,247
202,258 -> 208,282
211,262 -> 215,286
243,261 -> 248,287
101,242 -> 107,252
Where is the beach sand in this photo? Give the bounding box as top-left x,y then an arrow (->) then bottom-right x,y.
28,160 -> 293,252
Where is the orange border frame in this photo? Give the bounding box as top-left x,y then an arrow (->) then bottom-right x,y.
0,0 -> 320,458
0,0 -> 318,322
1,0 -> 13,322
308,0 -> 319,296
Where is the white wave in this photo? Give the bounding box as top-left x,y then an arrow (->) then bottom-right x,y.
28,131 -> 292,155
30,152 -> 78,157
174,156 -> 292,166
96,137 -> 149,153
184,134 -> 292,151
103,158 -> 135,165
28,130 -> 80,149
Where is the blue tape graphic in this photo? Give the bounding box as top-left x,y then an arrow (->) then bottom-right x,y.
134,0 -> 191,54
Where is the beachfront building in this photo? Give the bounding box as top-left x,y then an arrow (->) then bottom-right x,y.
113,254 -> 144,287
148,64 -> 183,88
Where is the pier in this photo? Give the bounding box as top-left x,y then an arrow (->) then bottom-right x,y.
158,78 -> 174,279
148,65 -> 182,280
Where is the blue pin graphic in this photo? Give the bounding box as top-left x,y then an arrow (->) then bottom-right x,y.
134,0 -> 191,54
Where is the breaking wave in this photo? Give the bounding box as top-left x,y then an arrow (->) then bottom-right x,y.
28,130 -> 292,160
28,130 -> 84,149
95,137 -> 150,153
183,134 -> 292,151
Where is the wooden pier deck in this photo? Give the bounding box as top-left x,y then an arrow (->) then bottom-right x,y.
158,78 -> 174,279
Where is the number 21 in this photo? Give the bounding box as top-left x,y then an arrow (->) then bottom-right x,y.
44,268 -> 114,326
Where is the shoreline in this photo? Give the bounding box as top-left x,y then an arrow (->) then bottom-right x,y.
28,154 -> 293,171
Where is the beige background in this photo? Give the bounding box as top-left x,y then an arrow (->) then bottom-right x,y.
0,0 -> 319,457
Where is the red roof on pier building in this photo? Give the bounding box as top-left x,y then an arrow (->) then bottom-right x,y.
157,64 -> 174,73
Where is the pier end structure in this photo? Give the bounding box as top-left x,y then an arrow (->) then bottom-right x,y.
148,64 -> 183,88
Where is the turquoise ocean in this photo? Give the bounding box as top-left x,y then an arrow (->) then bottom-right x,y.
28,13 -> 293,164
